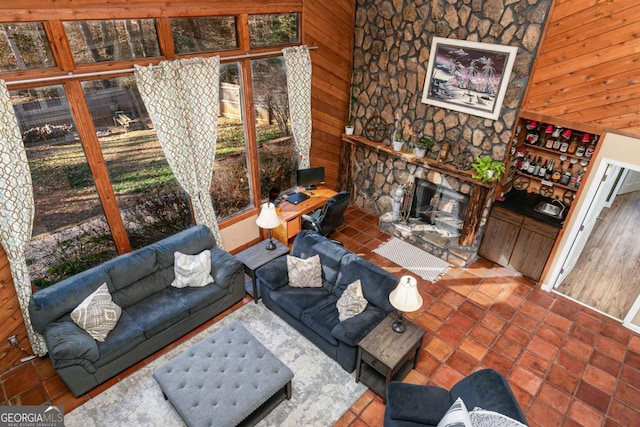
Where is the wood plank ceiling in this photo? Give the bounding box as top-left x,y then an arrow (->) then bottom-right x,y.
522,0 -> 640,137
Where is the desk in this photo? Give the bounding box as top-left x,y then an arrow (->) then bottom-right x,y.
271,187 -> 337,245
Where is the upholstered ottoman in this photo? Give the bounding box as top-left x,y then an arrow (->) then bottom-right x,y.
153,321 -> 294,427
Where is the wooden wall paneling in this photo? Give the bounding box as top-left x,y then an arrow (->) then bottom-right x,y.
522,0 -> 640,138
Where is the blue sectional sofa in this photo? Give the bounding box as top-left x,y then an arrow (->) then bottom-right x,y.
255,230 -> 399,372
29,225 -> 245,397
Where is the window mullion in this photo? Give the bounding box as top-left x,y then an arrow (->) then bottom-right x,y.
64,79 -> 131,254
155,17 -> 175,60
43,20 -> 75,71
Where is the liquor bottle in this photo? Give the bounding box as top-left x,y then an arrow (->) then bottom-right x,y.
552,127 -> 563,150
521,154 -> 530,172
576,166 -> 587,188
544,159 -> 554,181
585,136 -> 597,158
539,124 -> 553,148
551,160 -> 562,182
538,159 -> 548,178
559,129 -> 571,153
567,135 -> 578,154
569,166 -> 580,188
527,156 -> 538,175
576,133 -> 589,157
560,164 -> 572,185
525,126 -> 539,145
546,126 -> 560,149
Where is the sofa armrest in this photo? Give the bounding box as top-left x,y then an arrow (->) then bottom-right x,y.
44,318 -> 99,373
385,382 -> 451,426
210,247 -> 243,289
331,306 -> 386,346
255,256 -> 289,291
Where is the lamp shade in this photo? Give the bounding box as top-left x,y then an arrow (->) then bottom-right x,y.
389,275 -> 423,313
256,202 -> 280,229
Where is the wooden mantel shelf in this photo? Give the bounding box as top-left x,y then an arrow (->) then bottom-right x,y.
341,134 -> 494,189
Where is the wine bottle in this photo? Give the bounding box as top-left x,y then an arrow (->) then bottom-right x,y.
544,159 -> 554,180
539,124 -> 553,148
538,159 -> 548,178
567,136 -> 578,154
528,156 -> 538,175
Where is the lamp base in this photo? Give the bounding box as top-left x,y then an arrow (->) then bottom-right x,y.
391,319 -> 406,333
265,236 -> 276,250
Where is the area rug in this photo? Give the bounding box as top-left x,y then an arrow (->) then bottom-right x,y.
65,303 -> 367,427
373,237 -> 451,282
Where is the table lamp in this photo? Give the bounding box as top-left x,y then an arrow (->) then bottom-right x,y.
389,275 -> 423,333
256,202 -> 281,250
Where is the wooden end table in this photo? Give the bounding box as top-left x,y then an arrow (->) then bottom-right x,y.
234,239 -> 289,303
356,315 -> 426,402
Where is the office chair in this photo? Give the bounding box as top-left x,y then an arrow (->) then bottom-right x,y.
301,191 -> 350,237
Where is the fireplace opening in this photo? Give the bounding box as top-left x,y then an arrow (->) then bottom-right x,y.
410,179 -> 470,234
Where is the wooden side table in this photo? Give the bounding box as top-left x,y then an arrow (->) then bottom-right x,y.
356,315 -> 426,402
235,239 -> 289,303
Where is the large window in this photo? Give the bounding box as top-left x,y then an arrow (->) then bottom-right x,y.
63,19 -> 160,64
10,86 -> 118,289
248,14 -> 299,48
0,23 -> 55,71
170,17 -> 238,54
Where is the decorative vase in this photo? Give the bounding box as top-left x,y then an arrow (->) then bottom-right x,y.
414,147 -> 426,158
345,126 -> 354,135
392,140 -> 404,152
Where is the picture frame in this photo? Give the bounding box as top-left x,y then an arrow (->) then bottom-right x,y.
421,37 -> 518,120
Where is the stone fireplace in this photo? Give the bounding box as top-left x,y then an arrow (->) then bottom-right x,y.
340,136 -> 495,267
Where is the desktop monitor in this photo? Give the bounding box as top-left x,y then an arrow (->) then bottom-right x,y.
296,167 -> 325,190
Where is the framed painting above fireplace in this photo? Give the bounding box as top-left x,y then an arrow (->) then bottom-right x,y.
421,37 -> 518,120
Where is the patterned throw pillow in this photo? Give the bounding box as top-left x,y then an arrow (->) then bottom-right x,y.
437,397 -> 472,427
336,280 -> 368,321
171,250 -> 214,288
71,283 -> 122,342
469,408 -> 527,427
287,254 -> 322,288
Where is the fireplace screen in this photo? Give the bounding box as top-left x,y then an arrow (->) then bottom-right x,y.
410,179 -> 470,233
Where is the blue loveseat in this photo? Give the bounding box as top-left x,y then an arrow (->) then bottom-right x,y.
255,230 -> 399,372
29,225 -> 245,397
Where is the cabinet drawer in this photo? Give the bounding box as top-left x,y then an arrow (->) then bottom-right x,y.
361,350 -> 390,374
522,216 -> 560,239
490,206 -> 525,226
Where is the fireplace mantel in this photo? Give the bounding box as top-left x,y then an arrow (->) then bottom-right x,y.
339,135 -> 496,257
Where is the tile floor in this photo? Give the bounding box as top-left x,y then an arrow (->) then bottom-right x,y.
1,206 -> 639,426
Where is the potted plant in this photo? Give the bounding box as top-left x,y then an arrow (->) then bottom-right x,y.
345,76 -> 356,135
414,136 -> 434,158
471,155 -> 506,183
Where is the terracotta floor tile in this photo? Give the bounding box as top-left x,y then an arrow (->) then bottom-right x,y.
476,282 -> 506,298
574,310 -> 604,331
518,350 -> 550,377
596,336 -> 627,361
520,300 -> 548,320
590,350 -> 622,378
424,336 -> 454,362
446,349 -> 478,376
510,384 -> 533,411
458,300 -> 485,320
403,369 -> 428,385
556,349 -> 587,377
512,311 -> 540,332
52,391 -> 88,413
576,381 -> 611,413
429,300 -> 454,320
432,364 -> 464,389
35,358 -> 57,381
447,311 -> 474,331
359,397 -> 385,426
568,399 -> 605,427
527,398 -> 564,427
502,292 -> 525,310
469,324 -> 497,347
537,324 -> 564,347
494,336 -> 524,360
333,409 -> 356,427
614,381 -> 640,408
563,336 -> 593,361
608,399 -> 640,427
620,364 -> 640,390
2,363 -> 41,400
547,365 -> 580,395
545,311 -> 573,333
490,301 -> 517,320
480,311 -> 507,333
527,289 -> 555,307
458,336 -> 488,361
10,385 -> 47,405
583,365 -> 617,394
481,350 -> 514,377
626,350 -> 640,370
538,382 -> 572,414
467,289 -> 496,307
438,288 -> 466,309
630,336 -> 640,354
43,375 -> 68,400
509,366 -> 543,396
527,335 -> 559,360
415,350 -> 440,377
551,299 -> 579,321
351,391 -> 375,415
437,324 -> 466,347
412,311 -> 443,333
570,325 -> 599,346
503,323 -> 531,347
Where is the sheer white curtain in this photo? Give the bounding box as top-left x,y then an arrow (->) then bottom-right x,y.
135,57 -> 224,247
283,46 -> 313,169
0,81 -> 46,355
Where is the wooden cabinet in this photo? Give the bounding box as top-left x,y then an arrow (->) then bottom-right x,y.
479,206 -> 559,281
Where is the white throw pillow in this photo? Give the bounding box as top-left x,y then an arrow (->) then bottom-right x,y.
336,280 -> 368,321
71,283 -> 122,342
437,397 -> 472,427
287,254 -> 322,288
469,408 -> 527,427
171,250 -> 214,288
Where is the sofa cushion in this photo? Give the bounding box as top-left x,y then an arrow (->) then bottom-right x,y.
336,253 -> 398,313
308,238 -> 352,289
170,283 -> 227,314
269,287 -> 331,320
287,254 -> 322,288
437,397 -> 471,427
70,283 -> 122,342
94,311 -> 146,367
171,250 -> 214,288
301,296 -> 341,346
385,382 -> 452,426
336,280 -> 368,322
331,305 -> 386,346
153,225 -> 216,267
103,246 -> 157,291
111,267 -> 173,309
126,289 -> 190,338
44,316 -> 100,367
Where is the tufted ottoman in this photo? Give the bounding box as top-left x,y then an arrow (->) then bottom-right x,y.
153,321 -> 294,427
